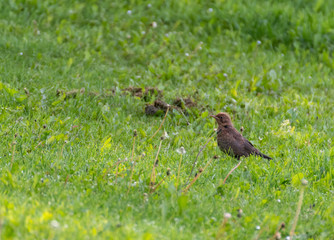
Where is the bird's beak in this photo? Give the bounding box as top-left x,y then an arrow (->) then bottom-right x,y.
210,115 -> 218,120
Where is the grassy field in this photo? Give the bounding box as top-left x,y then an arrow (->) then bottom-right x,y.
1,0 -> 334,239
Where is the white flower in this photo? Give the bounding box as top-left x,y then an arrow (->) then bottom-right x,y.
208,8 -> 213,13
224,213 -> 231,219
275,232 -> 281,239
151,21 -> 157,28
50,220 -> 60,228
277,199 -> 281,203
281,119 -> 290,126
141,31 -> 146,35
223,73 -> 228,77
176,147 -> 186,155
101,104 -> 110,113
127,10 -> 132,15
301,179 -> 308,186
19,52 -> 23,55
257,40 -> 262,45
185,53 -> 189,57
147,3 -> 152,8
256,226 -> 261,230
163,131 -> 169,139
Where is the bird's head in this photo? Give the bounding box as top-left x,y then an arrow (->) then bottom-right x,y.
210,112 -> 233,126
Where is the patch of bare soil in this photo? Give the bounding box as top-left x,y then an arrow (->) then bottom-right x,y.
145,97 -> 198,116
56,87 -> 201,117
122,87 -> 163,100
56,88 -> 100,98
145,104 -> 158,115
173,97 -> 197,109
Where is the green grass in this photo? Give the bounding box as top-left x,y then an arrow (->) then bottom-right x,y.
1,0 -> 333,239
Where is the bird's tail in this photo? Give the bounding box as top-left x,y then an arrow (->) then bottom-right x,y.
258,152 -> 272,160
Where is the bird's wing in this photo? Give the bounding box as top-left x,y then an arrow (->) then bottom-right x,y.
243,137 -> 260,154
230,128 -> 244,142
228,128 -> 249,155
229,127 -> 270,159
245,139 -> 254,147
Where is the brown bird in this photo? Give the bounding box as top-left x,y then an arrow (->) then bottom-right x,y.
211,112 -> 272,160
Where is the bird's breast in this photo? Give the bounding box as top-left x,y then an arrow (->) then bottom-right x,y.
216,129 -> 232,148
